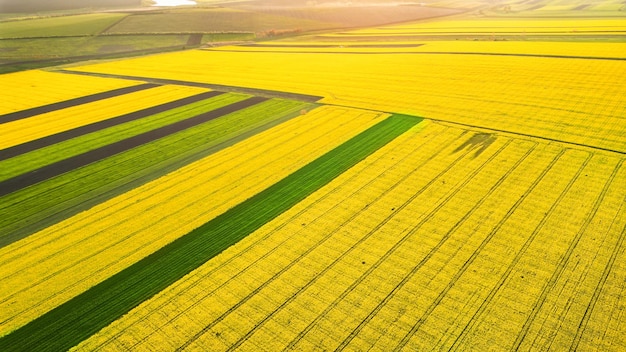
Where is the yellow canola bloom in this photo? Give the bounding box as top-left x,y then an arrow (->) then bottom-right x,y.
75,123 -> 626,351
0,84 -> 209,150
0,105 -> 385,337
73,120 -> 447,351
416,41 -> 626,58
364,18 -> 626,33
211,41 -> 626,59
0,70 -> 141,115
75,48 -> 626,152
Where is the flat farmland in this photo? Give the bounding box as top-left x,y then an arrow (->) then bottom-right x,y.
1,2 -> 625,351
74,42 -> 626,153
72,122 -> 626,351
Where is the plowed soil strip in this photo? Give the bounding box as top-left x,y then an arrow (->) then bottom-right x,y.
0,83 -> 159,124
0,96 -> 266,197
0,114 -> 421,352
0,91 -> 224,161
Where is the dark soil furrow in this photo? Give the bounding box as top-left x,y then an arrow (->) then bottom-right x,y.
0,91 -> 223,161
0,83 -> 159,124
0,96 -> 267,197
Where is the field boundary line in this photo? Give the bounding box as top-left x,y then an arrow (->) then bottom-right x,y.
0,83 -> 159,124
56,69 -> 324,103
394,147 -> 573,350
201,48 -> 626,61
512,157 -> 623,350
429,121 -> 625,156
0,97 -> 267,198
0,91 -> 224,161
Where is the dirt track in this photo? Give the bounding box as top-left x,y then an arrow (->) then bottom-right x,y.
0,96 -> 267,197
0,91 -> 223,161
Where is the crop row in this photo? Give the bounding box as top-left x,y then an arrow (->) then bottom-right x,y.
216,41 -> 626,59
0,98 -> 311,244
75,122 -> 625,351
0,83 -> 159,124
0,70 -> 142,114
0,92 -> 243,183
0,106 -> 391,342
72,44 -> 626,153
0,114 -> 419,351
0,84 -> 209,150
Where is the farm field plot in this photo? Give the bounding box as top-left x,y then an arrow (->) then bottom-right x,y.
0,83 -> 209,150
103,8 -> 332,35
0,70 -> 143,114
210,40 -> 626,58
314,17 -> 626,42
0,94 -> 314,245
0,91 -> 236,180
0,34 -> 195,63
73,43 -> 626,153
0,13 -> 127,38
73,122 -> 626,351
0,105 -> 388,342
343,18 -> 626,34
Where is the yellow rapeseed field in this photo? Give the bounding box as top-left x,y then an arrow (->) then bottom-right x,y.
212,41 -> 626,58
3,8 -> 625,351
73,121 -> 625,351
0,70 -> 142,115
0,105 -> 385,336
362,18 -> 626,33
74,48 -> 626,153
0,85 -> 209,150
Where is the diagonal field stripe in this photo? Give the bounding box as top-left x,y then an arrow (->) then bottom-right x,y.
0,114 -> 422,352
0,91 -> 224,161
0,83 -> 160,124
0,96 -> 267,197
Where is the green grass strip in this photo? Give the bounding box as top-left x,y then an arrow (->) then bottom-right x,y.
0,114 -> 422,351
0,99 -> 310,246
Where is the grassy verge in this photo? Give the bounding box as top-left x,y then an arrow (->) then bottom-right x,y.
0,113 -> 422,351
0,92 -> 247,181
0,99 -> 311,245
0,13 -> 128,38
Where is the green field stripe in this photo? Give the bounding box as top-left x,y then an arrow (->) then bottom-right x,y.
0,93 -> 249,182
0,114 -> 422,351
0,99 -> 312,246
0,90 -> 227,162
